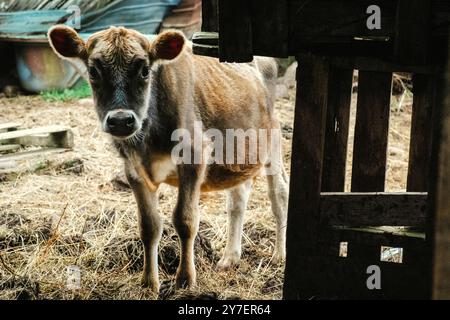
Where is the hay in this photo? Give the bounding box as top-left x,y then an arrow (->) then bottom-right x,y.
0,95 -> 286,300
0,79 -> 412,299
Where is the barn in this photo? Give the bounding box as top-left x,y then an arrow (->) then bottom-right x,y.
0,0 -> 449,301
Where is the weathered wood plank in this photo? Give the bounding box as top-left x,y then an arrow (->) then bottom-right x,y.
283,54 -> 329,299
407,74 -> 437,191
351,71 -> 392,192
0,125 -> 74,148
192,42 -> 219,58
218,0 -> 253,62
322,67 -> 354,192
0,10 -> 71,41
0,122 -> 20,133
0,125 -> 70,140
0,160 -> 17,171
394,0 -> 432,65
0,144 -> 20,153
0,147 -> 68,162
320,192 -> 427,227
331,56 -> 440,74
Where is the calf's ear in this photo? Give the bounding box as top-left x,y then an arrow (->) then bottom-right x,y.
48,25 -> 87,60
151,30 -> 185,61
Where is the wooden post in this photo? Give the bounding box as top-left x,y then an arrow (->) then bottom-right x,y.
201,0 -> 219,32
250,0 -> 288,58
322,67 -> 354,192
283,54 -> 329,299
218,0 -> 253,62
394,0 -> 432,65
351,71 -> 392,192
431,31 -> 450,300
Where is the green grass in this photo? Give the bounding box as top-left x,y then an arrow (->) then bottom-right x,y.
41,81 -> 92,102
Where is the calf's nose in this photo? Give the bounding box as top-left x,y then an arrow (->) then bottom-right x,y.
106,111 -> 136,137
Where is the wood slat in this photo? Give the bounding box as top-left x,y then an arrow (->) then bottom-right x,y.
320,192 -> 427,227
0,10 -> 71,41
0,125 -> 74,149
0,147 -> 68,162
331,56 -> 440,74
0,122 -> 20,133
0,144 -> 20,153
407,74 -> 437,191
283,54 -> 329,299
351,71 -> 392,192
322,67 -> 354,192
0,125 -> 70,140
329,226 -> 425,246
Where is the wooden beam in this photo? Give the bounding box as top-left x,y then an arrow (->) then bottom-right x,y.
0,125 -> 74,148
0,147 -> 68,162
322,67 -> 354,192
196,1 -> 449,59
0,144 -> 20,153
331,57 -> 440,74
351,71 -> 392,192
320,192 -> 427,227
283,54 -> 329,299
0,122 -> 21,133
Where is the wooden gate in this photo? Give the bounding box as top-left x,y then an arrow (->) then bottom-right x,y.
194,0 -> 450,299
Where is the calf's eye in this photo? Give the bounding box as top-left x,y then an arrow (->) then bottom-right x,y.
89,66 -> 100,80
141,66 -> 150,79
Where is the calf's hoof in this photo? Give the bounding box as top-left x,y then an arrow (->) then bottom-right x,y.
141,274 -> 160,292
216,252 -> 241,271
175,269 -> 196,289
271,250 -> 286,265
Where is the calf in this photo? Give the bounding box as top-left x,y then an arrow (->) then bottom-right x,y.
48,25 -> 288,292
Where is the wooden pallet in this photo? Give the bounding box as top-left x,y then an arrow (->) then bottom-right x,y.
0,123 -> 74,172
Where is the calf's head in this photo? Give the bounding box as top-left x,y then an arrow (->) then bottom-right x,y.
48,26 -> 185,139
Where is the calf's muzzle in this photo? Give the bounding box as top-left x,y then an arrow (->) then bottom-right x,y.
105,110 -> 138,138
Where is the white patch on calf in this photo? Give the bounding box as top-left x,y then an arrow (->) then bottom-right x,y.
151,157 -> 177,183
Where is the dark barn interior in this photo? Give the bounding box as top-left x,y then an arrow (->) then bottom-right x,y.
193,0 -> 450,299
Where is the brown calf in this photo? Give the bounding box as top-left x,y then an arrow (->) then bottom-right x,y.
48,25 -> 288,292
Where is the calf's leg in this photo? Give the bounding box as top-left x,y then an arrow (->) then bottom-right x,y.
217,179 -> 252,270
266,164 -> 289,263
173,164 -> 205,288
125,165 -> 162,292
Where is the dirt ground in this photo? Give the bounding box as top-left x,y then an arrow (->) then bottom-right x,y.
0,73 -> 412,300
